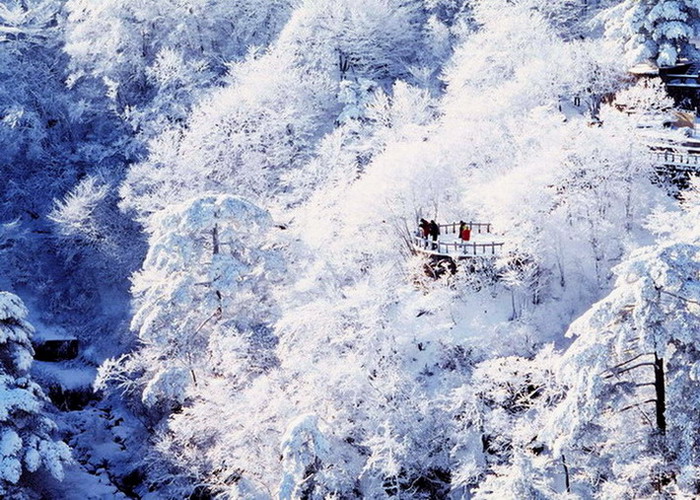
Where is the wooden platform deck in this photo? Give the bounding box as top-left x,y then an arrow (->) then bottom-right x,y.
413,221 -> 504,258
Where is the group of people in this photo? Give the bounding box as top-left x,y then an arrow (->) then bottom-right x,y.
419,219 -> 440,242
418,219 -> 440,250
418,219 -> 472,251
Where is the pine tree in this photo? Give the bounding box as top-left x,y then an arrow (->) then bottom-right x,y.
0,292 -> 72,497
542,240 -> 700,497
602,0 -> 700,66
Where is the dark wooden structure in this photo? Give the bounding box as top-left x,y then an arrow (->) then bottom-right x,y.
630,61 -> 700,112
661,63 -> 700,111
33,338 -> 79,362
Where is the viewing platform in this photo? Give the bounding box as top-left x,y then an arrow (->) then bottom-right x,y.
413,221 -> 504,258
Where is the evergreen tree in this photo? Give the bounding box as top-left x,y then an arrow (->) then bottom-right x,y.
0,292 -> 71,497
602,0 -> 700,66
542,240 -> 700,497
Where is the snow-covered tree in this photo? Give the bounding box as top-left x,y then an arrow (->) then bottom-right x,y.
445,348 -> 563,496
601,0 -> 700,66
107,195 -> 282,415
0,292 -> 72,497
532,0 -> 612,39
613,76 -> 676,115
0,0 -> 138,351
49,174 -> 146,289
278,414 -> 332,500
275,0 -> 433,85
64,0 -> 294,136
120,47 -> 338,220
542,238 -> 700,497
119,0 -> 445,221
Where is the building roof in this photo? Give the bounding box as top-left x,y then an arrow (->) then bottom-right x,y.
629,62 -> 659,76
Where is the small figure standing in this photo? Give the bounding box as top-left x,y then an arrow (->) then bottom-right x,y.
418,218 -> 430,248
460,221 -> 471,241
419,218 -> 430,238
429,220 -> 440,250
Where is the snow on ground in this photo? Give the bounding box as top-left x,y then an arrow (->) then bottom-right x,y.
25,308 -> 76,342
45,463 -> 128,500
50,400 -> 149,499
33,361 -> 96,390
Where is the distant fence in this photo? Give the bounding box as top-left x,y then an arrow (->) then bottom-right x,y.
438,221 -> 492,235
650,150 -> 700,169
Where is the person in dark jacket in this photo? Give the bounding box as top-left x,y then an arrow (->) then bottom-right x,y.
419,218 -> 430,237
418,218 -> 430,248
429,220 -> 440,250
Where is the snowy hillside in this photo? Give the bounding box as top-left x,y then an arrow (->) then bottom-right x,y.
3,0 -> 700,498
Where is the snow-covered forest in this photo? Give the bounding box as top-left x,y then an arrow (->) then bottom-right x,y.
4,0 -> 700,498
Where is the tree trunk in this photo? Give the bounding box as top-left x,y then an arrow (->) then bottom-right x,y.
654,353 -> 666,434
212,223 -> 220,255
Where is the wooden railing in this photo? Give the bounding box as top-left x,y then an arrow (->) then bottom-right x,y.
414,236 -> 504,257
438,221 -> 492,234
650,150 -> 700,169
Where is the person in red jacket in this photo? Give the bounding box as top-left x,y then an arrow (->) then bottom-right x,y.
460,221 -> 471,241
